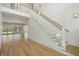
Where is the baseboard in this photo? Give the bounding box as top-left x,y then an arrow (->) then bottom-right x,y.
67,43 -> 79,47
67,44 -> 79,48
0,48 -> 1,55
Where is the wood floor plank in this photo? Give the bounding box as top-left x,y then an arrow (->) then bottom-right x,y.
66,45 -> 79,56
0,39 -> 65,56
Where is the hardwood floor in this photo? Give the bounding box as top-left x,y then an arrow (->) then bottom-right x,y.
66,45 -> 79,56
0,39 -> 65,56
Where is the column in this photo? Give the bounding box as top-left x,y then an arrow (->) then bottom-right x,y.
0,6 -> 3,49
61,27 -> 66,50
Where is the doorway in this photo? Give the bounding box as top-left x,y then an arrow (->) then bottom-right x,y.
2,22 -> 26,46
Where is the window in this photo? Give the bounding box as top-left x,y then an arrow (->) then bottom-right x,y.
3,23 -> 22,35
10,3 -> 15,9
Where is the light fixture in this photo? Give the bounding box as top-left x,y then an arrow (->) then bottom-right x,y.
72,12 -> 79,19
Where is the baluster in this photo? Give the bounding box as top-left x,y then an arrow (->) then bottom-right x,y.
61,27 -> 66,50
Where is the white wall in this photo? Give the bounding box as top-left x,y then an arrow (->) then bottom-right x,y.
24,25 -> 28,42
41,3 -> 66,25
65,4 -> 79,47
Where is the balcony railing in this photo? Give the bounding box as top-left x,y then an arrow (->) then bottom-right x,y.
1,3 -> 18,10
0,3 -> 30,14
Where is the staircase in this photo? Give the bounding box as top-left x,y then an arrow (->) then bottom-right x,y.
1,3 -> 69,50
29,7 -> 69,50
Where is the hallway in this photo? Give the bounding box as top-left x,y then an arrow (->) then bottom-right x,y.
0,39 -> 65,56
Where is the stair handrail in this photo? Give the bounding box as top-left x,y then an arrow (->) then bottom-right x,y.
39,12 -> 69,32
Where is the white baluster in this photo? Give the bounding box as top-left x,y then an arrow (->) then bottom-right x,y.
0,8 -> 2,49
61,27 -> 66,50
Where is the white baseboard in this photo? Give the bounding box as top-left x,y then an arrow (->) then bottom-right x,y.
68,43 -> 79,47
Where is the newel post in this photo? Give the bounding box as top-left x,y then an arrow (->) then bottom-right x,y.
0,4 -> 3,49
61,26 -> 66,51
